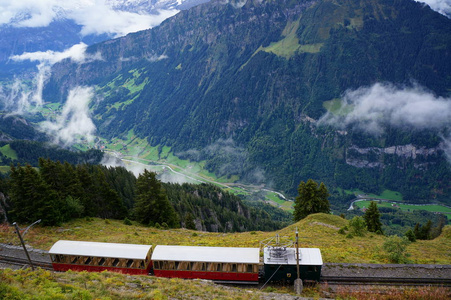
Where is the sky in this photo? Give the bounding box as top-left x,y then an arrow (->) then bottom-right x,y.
0,0 -> 179,37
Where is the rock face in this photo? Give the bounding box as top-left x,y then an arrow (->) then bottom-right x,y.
346,144 -> 442,169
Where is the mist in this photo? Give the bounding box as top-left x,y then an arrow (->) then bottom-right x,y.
417,0 -> 451,17
318,82 -> 451,161
39,86 -> 96,146
4,43 -> 102,114
177,138 -> 267,185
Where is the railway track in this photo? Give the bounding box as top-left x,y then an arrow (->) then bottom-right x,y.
1,250 -> 450,288
0,254 -> 53,270
321,275 -> 451,287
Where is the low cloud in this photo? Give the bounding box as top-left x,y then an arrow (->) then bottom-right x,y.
0,0 -> 179,38
40,86 -> 96,146
3,43 -> 101,112
10,43 -> 100,65
177,138 -> 267,185
417,0 -> 451,17
319,82 -> 451,161
319,83 -> 451,134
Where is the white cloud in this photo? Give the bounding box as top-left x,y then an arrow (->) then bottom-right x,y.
10,42 -> 100,64
319,82 -> 451,162
70,4 -> 178,38
0,0 -> 179,37
40,86 -> 96,146
6,43 -> 101,109
417,0 -> 451,17
319,83 -> 451,135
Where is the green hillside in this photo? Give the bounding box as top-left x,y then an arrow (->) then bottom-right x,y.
1,214 -> 449,264
43,0 -> 451,205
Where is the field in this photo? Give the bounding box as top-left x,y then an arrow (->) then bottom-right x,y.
354,200 -> 451,220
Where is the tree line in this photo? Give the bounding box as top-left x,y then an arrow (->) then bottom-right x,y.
0,158 -> 288,231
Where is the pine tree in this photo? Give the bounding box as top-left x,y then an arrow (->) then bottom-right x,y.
9,164 -> 62,226
185,213 -> 196,230
293,179 -> 330,221
363,201 -> 383,234
134,170 -> 179,227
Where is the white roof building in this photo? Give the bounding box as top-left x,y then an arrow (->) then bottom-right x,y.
152,245 -> 260,264
264,247 -> 323,265
49,240 -> 152,260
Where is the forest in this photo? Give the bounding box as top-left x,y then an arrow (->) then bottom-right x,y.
0,157 -> 290,231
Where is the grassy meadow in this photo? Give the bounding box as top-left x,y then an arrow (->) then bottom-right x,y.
1,213 -> 450,299
1,214 -> 450,265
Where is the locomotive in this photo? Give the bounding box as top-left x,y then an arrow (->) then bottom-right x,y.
49,239 -> 322,284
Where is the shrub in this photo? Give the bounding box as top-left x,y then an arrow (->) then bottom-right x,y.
123,218 -> 132,225
349,216 -> 367,237
383,235 -> 411,264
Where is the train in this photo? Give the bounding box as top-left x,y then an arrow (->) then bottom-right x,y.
48,239 -> 323,284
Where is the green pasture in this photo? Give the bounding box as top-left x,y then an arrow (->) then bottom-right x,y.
355,200 -> 451,219
0,144 -> 18,160
344,188 -> 403,202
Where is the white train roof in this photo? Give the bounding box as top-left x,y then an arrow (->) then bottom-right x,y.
152,245 -> 260,264
264,247 -> 323,265
49,240 -> 152,260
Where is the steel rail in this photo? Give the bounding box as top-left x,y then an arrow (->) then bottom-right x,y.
321,275 -> 451,286
0,254 -> 53,270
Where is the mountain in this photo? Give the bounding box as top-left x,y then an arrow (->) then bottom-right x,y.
44,0 -> 451,204
0,0 -> 209,78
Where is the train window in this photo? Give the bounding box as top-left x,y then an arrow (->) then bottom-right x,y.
223,263 -> 231,272
112,258 -> 120,267
99,258 -> 105,266
153,261 -> 160,269
253,264 -> 259,273
232,264 -> 237,272
192,262 -> 201,271
174,261 -> 179,270
140,261 -> 145,269
307,266 -> 317,272
127,259 -> 134,268
247,264 -> 253,273
206,263 -> 215,271
177,261 -> 187,270
84,257 -> 92,265
217,263 -> 222,272
71,256 -> 79,264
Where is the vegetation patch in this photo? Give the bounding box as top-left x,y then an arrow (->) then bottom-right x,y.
355,200 -> 451,219
0,144 -> 17,160
1,214 -> 449,264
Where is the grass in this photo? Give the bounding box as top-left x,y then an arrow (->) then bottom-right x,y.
1,214 -> 449,265
345,188 -> 404,202
261,19 -> 323,59
1,215 -> 450,299
0,144 -> 18,160
0,268 -> 266,299
354,200 -> 451,219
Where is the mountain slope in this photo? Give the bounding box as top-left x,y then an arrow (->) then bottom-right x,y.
44,0 -> 451,202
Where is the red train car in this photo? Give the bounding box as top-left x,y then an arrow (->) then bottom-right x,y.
49,240 -> 152,275
151,245 -> 260,283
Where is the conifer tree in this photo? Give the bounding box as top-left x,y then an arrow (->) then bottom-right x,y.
9,164 -> 62,225
363,201 -> 383,234
293,179 -> 330,221
134,170 -> 179,227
